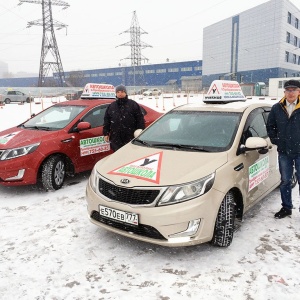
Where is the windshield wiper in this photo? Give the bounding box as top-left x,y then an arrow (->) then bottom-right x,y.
150,143 -> 210,152
134,139 -> 151,147
23,125 -> 52,131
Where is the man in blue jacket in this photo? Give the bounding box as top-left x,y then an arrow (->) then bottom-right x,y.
103,84 -> 145,151
267,79 -> 300,218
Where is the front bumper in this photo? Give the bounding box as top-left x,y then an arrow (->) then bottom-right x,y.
0,154 -> 42,186
86,179 -> 225,247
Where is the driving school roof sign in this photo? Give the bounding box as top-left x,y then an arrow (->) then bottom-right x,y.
81,83 -> 115,99
203,80 -> 246,104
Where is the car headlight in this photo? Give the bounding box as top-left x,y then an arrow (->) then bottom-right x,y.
0,142 -> 40,161
89,165 -> 99,193
157,173 -> 215,206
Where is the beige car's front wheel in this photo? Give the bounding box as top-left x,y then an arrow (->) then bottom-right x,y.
211,191 -> 236,247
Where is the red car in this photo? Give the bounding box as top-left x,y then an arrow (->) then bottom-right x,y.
0,84 -> 162,190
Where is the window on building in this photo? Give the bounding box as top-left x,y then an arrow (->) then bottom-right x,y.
98,73 -> 105,76
285,51 -> 289,62
298,57 -> 300,65
156,69 -> 166,73
288,12 -> 291,24
294,36 -> 298,47
115,72 -> 122,76
91,74 -> 97,77
106,73 -> 114,76
284,72 -> 288,78
181,67 -> 193,72
286,32 -> 290,43
168,68 -> 179,72
278,81 -> 283,88
293,54 -> 297,64
145,70 -> 155,74
296,18 -> 299,29
84,74 -> 90,77
194,66 -> 202,71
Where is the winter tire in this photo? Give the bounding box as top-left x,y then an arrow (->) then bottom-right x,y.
211,191 -> 236,247
41,155 -> 66,190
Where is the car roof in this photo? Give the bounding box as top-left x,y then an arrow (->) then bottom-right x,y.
53,99 -> 115,107
172,100 -> 273,113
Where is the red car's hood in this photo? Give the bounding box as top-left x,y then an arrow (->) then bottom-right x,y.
0,126 -> 59,148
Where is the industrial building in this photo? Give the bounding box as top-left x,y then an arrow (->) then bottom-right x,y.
202,0 -> 300,87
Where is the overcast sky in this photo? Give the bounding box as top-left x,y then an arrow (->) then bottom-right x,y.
0,0 -> 299,75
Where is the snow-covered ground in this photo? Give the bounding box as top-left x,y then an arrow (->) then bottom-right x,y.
0,94 -> 300,300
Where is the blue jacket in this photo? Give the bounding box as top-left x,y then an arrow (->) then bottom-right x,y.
266,96 -> 300,155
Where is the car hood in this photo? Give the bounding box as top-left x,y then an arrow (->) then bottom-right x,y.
97,143 -> 228,187
0,126 -> 59,148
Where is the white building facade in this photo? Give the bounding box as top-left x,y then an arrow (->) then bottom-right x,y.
202,0 -> 300,88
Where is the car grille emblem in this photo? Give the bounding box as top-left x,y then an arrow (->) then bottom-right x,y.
120,178 -> 130,184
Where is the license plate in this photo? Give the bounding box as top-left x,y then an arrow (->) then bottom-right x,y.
99,205 -> 139,226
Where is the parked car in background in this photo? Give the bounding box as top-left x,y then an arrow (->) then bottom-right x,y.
143,88 -> 162,96
0,83 -> 162,191
85,80 -> 297,248
1,90 -> 33,104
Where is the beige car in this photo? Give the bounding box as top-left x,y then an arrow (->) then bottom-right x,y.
85,81 -> 288,247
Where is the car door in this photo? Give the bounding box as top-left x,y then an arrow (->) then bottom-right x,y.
238,107 -> 280,208
15,91 -> 24,102
68,104 -> 113,172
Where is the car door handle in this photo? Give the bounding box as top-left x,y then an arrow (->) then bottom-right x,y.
61,137 -> 74,143
234,163 -> 244,171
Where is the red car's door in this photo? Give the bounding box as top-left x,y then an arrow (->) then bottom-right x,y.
68,104 -> 113,173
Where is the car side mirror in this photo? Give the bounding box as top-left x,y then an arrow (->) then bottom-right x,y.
77,121 -> 91,131
134,129 -> 143,138
240,137 -> 268,154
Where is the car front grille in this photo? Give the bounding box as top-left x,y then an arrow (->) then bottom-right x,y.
98,178 -> 160,205
91,210 -> 166,240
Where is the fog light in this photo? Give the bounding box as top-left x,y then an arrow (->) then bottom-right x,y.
168,219 -> 201,239
6,169 -> 25,181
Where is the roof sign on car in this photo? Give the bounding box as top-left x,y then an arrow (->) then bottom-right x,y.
81,83 -> 116,99
203,80 -> 246,104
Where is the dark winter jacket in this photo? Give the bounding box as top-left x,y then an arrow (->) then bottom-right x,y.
266,96 -> 300,155
103,96 -> 145,151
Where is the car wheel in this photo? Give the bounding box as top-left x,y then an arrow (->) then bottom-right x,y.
291,169 -> 297,189
211,191 -> 236,247
41,155 -> 66,190
4,98 -> 11,104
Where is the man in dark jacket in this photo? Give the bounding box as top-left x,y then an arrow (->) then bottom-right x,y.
103,84 -> 145,151
267,79 -> 300,218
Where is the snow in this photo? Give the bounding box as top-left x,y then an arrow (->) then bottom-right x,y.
0,93 -> 300,300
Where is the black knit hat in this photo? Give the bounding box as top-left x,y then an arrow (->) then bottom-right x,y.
115,84 -> 127,94
284,80 -> 300,89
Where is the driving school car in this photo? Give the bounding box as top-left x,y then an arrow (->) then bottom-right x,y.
0,83 -> 162,190
86,80 -> 285,247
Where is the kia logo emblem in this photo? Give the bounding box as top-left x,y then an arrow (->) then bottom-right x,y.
120,178 -> 130,184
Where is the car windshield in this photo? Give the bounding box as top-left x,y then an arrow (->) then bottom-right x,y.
22,105 -> 86,130
133,110 -> 242,152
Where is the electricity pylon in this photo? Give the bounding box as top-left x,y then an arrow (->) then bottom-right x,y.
117,11 -> 152,87
18,0 -> 69,87
117,11 -> 152,66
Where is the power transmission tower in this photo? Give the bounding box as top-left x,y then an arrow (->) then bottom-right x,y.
116,11 -> 152,88
18,0 -> 69,87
